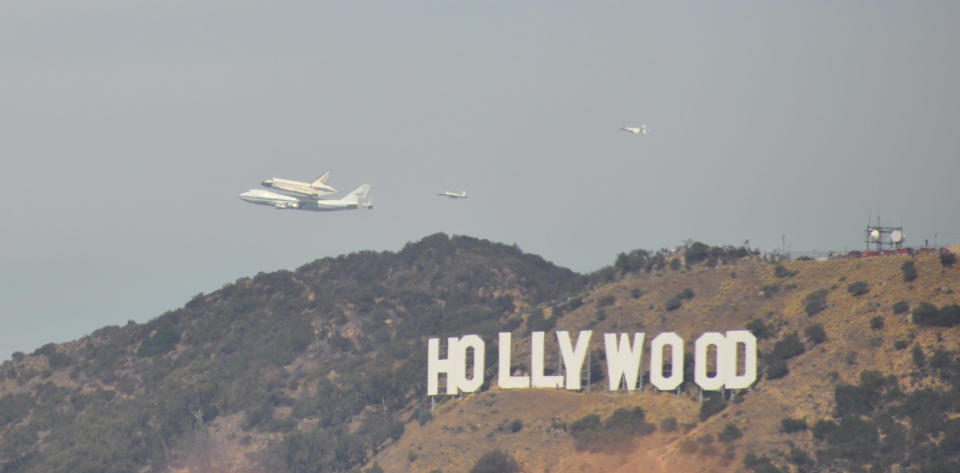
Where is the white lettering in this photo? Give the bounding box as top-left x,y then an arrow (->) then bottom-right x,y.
459,335 -> 485,393
557,330 -> 592,390
694,332 -> 727,390
498,332 -> 530,389
650,332 -> 684,390
427,337 -> 461,395
430,329 -> 758,396
723,330 -> 758,389
604,332 -> 645,391
531,331 -> 563,388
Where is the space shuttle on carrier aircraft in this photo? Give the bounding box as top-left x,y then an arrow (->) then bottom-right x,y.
261,172 -> 338,198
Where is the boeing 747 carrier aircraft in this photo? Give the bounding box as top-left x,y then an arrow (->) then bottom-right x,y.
240,184 -> 372,211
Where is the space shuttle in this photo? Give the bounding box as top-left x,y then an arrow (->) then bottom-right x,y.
261,172 -> 338,198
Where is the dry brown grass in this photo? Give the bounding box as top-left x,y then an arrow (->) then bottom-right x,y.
369,254 -> 960,473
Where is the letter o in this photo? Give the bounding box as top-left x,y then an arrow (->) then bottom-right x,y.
649,332 -> 684,390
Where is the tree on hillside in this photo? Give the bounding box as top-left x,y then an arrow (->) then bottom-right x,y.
804,289 -> 829,316
901,260 -> 918,282
685,242 -> 709,265
941,251 -> 957,267
469,449 -> 520,473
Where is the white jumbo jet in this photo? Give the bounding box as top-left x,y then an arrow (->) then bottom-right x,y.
240,184 -> 373,211
437,191 -> 467,199
620,125 -> 647,135
261,172 -> 338,198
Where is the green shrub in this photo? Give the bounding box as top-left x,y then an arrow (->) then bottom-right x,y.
870,316 -> 884,330
804,289 -> 829,316
845,350 -> 858,365
569,407 -> 655,451
413,407 -> 433,426
631,288 -> 644,299
847,281 -> 870,296
0,394 -> 35,428
812,419 -> 837,440
699,393 -> 727,421
678,288 -> 695,300
913,302 -> 960,327
32,343 -> 57,357
747,319 -> 773,340
685,242 -> 709,265
892,300 -> 909,314
781,417 -> 807,433
469,449 -> 520,473
766,358 -> 788,379
824,416 -> 878,461
570,414 -> 600,435
894,340 -> 908,350
137,321 -> 181,357
941,251 -> 957,267
772,332 -> 805,360
718,424 -> 742,442
526,308 -> 556,332
743,453 -> 784,473
902,260 -> 918,282
46,352 -> 73,369
805,324 -> 826,345
789,447 -> 813,466
774,264 -> 797,278
761,284 -> 780,298
596,294 -> 616,308
509,419 -> 523,433
665,297 -> 682,312
912,344 -> 925,367
928,349 -> 952,373
661,417 -> 678,432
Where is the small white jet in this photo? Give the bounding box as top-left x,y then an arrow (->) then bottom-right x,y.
437,191 -> 467,199
620,125 -> 647,135
261,172 -> 338,198
240,184 -> 373,211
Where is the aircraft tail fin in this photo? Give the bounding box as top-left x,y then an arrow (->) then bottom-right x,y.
341,184 -> 371,205
311,172 -> 332,189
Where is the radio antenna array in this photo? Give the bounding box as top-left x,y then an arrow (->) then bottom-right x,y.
865,214 -> 905,252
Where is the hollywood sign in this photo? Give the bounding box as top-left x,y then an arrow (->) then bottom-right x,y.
427,330 -> 757,396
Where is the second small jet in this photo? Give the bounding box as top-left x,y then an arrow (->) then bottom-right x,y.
437,191 -> 467,199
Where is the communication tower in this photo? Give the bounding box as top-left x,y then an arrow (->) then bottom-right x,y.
865,215 -> 904,252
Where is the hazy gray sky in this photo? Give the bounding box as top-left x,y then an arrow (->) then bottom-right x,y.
2,1 -> 958,358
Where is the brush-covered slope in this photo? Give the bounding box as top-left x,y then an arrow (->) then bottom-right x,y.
370,253 -> 960,473
0,233 -> 583,473
1,236 -> 959,473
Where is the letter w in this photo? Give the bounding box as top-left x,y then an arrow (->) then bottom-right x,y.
604,333 -> 645,391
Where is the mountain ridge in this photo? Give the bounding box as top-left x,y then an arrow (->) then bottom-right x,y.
1,234 -> 958,473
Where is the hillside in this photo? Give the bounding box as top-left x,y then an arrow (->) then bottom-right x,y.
1,235 -> 958,473
374,252 -> 960,473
